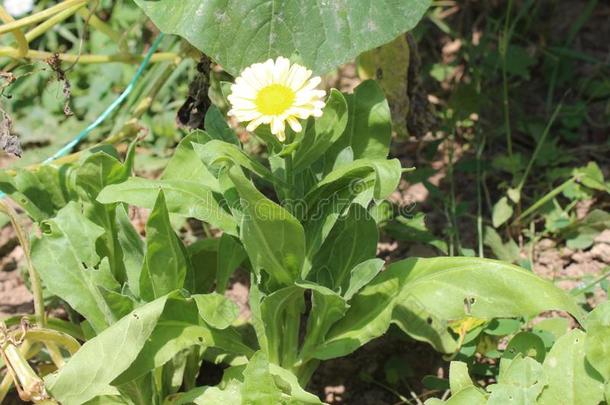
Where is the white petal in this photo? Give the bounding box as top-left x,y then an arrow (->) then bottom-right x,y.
228,97 -> 257,110
240,68 -> 264,90
246,115 -> 268,132
232,80 -> 258,98
287,117 -> 303,133
270,117 -> 285,136
250,61 -> 273,86
286,106 -> 316,119
273,57 -> 291,83
302,76 -> 322,91
286,65 -> 312,90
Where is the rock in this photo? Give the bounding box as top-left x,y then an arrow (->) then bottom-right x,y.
591,243 -> 610,263
594,229 -> 610,245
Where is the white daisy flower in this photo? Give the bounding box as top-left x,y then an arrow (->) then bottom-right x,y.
3,0 -> 34,17
228,57 -> 326,142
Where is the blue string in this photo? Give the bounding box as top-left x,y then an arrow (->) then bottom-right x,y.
0,33 -> 165,199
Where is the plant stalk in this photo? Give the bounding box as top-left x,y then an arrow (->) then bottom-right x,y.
0,6 -> 28,57
0,46 -> 178,64
0,202 -> 45,327
24,3 -> 86,43
0,0 -> 87,35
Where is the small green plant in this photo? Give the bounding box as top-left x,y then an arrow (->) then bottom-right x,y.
0,1 -> 605,404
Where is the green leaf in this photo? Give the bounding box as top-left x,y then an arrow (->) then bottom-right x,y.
299,282 -> 348,360
267,363 -> 323,404
484,318 -> 522,336
492,196 -> 513,228
487,355 -> 545,404
308,158 -> 402,203
205,106 -> 240,145
449,361 -> 474,395
538,330 -> 605,405
0,166 -> 72,222
98,177 -> 238,235
391,293 -> 459,354
216,234 -> 247,294
114,205 -> 144,298
385,213 -> 448,254
241,351 -> 283,404
229,167 -> 305,285
311,205 -> 378,291
161,130 -> 219,186
114,297 -> 253,385
357,35 -> 411,136
322,80 -> 393,172
313,257 -> 584,360
188,238 -> 220,294
502,332 -> 546,364
74,147 -> 134,198
585,301 -> 610,380
193,293 -> 240,329
259,285 -> 305,364
343,258 -> 384,301
32,202 -> 113,332
574,161 -> 609,192
140,191 -> 190,300
483,226 -> 520,263
425,386 -> 487,404
133,1 -> 431,75
532,318 -> 569,340
293,90 -> 349,172
169,380 -> 243,404
194,140 -> 279,185
46,295 -> 169,405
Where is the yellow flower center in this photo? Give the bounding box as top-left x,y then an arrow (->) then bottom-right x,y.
255,84 -> 295,115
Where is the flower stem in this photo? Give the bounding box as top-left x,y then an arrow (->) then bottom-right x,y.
0,202 -> 45,327
0,46 -> 178,64
0,6 -> 28,58
0,0 -> 87,36
24,3 -> 86,43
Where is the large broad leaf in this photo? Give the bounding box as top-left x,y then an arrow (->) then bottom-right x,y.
98,177 -> 238,235
140,191 -> 190,301
311,204 -> 378,291
293,89 -> 349,172
302,158 -> 401,269
299,282 -> 348,361
193,292 -> 240,330
74,146 -> 137,285
31,202 -> 115,332
538,330 -> 605,405
259,285 -> 305,364
161,130 -> 219,186
204,106 -> 241,145
114,297 -> 253,385
134,0 -> 431,75
229,166 -> 305,285
487,355 -> 545,404
585,301 -> 610,380
237,351 -> 321,404
0,165 -> 73,222
193,140 -> 279,185
322,80 -> 393,172
306,158 -> 402,204
114,205 -> 144,298
313,257 -> 584,360
46,295 -> 169,405
216,234 -> 247,294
